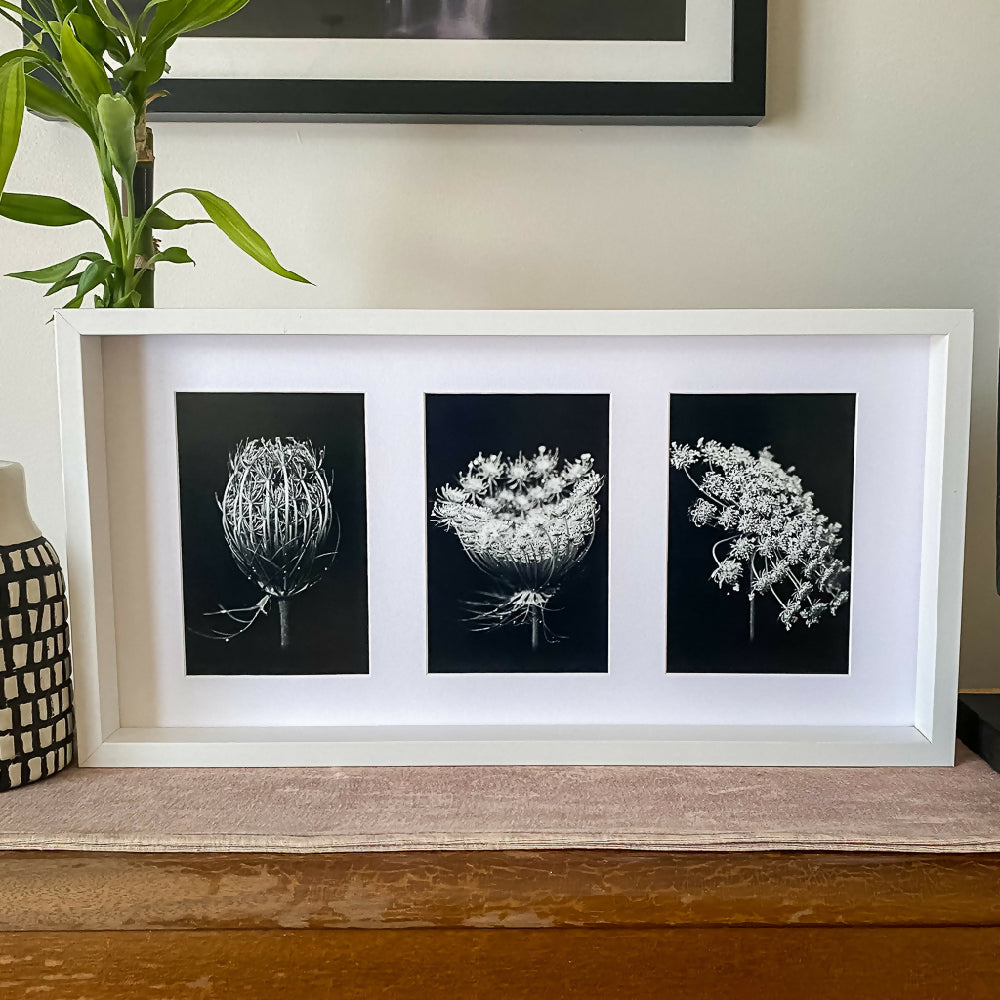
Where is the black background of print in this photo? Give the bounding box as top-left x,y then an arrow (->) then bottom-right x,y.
668,394 -> 856,675
119,0 -> 687,41
177,392 -> 369,675
426,394 -> 610,673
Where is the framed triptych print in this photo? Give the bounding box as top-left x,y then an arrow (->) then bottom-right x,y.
55,308 -> 971,768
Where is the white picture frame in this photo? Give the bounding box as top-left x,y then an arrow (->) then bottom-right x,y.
55,309 -> 973,767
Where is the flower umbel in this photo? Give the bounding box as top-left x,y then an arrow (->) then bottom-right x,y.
196,437 -> 339,649
671,439 -> 850,640
433,446 -> 604,649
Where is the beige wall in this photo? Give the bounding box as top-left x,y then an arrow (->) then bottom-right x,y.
2,0 -> 999,685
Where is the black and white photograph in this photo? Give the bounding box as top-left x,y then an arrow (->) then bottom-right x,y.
667,393 -> 856,675
176,392 -> 369,676
426,393 -> 610,674
122,0 -> 688,41
121,1 -> 764,123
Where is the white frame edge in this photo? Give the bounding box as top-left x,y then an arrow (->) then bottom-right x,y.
54,309 -> 973,768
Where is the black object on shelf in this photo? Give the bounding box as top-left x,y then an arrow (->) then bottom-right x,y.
957,693 -> 1000,774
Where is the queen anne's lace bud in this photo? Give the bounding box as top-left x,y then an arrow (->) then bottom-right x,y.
197,437 -> 339,647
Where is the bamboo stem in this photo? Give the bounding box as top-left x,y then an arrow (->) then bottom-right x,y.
129,121 -> 155,307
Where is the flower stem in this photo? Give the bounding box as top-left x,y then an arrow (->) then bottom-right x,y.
278,599 -> 292,650
530,606 -> 540,651
749,595 -> 756,643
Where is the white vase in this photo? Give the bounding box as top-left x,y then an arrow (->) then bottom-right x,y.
0,461 -> 74,791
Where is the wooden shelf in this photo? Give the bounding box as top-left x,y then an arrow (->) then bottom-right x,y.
3,744 -> 1000,996
1,848 -> 999,998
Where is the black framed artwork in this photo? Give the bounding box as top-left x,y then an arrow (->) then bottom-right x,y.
175,391 -> 370,677
667,393 -> 856,676
425,393 -> 611,674
109,0 -> 767,123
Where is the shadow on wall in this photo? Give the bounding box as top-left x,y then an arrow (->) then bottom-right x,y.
765,0 -> 804,123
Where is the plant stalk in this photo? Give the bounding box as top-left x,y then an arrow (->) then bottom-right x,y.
749,595 -> 756,643
278,598 -> 292,650
530,606 -> 540,651
128,120 -> 155,307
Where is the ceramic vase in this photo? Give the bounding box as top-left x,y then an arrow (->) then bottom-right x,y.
0,461 -> 74,791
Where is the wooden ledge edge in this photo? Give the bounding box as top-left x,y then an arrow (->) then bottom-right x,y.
1,849 -> 999,932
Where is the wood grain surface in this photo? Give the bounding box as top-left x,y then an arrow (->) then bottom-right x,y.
0,928 -> 998,1000
2,849 -> 1000,931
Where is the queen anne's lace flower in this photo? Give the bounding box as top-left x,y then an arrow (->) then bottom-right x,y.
460,472 -> 488,495
711,559 -> 744,587
563,454 -> 595,481
689,498 -> 718,527
433,446 -> 604,648
531,446 -> 559,476
438,485 -> 469,504
671,439 -> 850,639
475,453 -> 505,482
669,443 -> 699,471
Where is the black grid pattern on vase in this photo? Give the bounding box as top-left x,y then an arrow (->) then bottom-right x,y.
0,537 -> 74,792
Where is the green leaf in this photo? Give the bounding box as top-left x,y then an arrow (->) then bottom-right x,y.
76,258 -> 114,296
59,14 -> 112,104
126,41 -> 166,106
166,188 -> 310,283
97,92 -> 135,183
148,246 -> 194,265
146,207 -> 209,230
113,50 -> 146,86
0,191 -> 99,227
44,270 -> 88,297
25,76 -> 94,135
48,259 -> 115,305
77,0 -> 132,62
105,287 -> 141,308
145,0 -> 248,49
104,33 -> 131,64
68,10 -> 108,57
89,0 -> 129,33
3,50 -> 92,133
0,59 -> 25,197
0,1 -> 44,31
182,0 -> 250,34
0,49 -> 44,75
7,251 -> 103,284
143,0 -> 187,45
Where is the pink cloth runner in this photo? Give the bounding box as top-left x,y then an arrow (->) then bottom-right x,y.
1,743 -> 998,853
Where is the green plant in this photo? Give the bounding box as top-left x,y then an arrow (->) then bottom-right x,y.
0,1 -> 308,308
